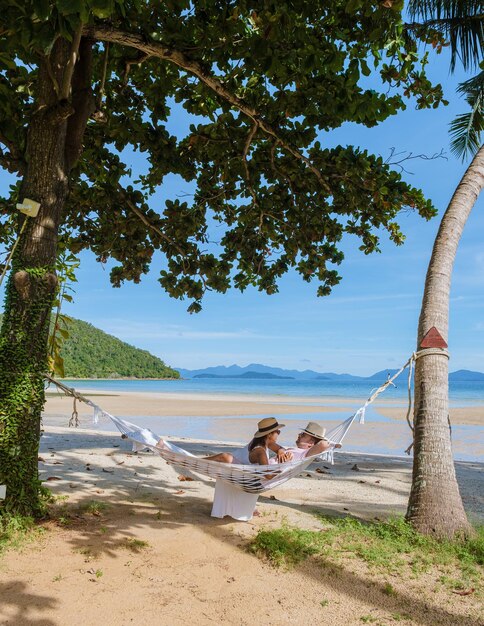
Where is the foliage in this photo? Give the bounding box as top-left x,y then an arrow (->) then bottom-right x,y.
77,500 -> 110,515
250,516 -> 484,591
249,523 -> 324,567
449,68 -> 484,159
57,317 -> 180,378
124,537 -> 150,552
408,1 -> 484,159
408,0 -> 484,72
0,513 -> 40,555
48,248 -> 80,377
0,0 -> 449,314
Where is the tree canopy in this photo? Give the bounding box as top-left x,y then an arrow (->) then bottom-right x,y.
0,1 -> 448,313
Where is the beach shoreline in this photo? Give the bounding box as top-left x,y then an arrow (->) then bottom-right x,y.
42,388 -> 484,464
44,387 -> 484,424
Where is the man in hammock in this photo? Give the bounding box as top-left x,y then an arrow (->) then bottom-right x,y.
268,421 -> 342,464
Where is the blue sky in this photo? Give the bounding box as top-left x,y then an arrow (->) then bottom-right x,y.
1,46 -> 483,376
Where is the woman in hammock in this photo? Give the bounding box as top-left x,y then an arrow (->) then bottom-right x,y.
203,417 -> 293,465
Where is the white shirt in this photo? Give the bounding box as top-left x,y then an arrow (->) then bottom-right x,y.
268,446 -> 309,464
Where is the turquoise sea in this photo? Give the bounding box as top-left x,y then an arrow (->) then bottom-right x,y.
52,377 -> 484,463
60,377 -> 484,405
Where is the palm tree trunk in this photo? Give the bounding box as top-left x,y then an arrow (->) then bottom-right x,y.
406,144 -> 484,538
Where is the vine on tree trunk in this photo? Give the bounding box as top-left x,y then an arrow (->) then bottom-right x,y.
0,247 -> 58,515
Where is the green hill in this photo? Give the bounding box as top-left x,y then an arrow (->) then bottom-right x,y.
0,314 -> 180,379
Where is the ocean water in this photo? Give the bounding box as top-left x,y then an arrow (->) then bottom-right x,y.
58,377 -> 484,406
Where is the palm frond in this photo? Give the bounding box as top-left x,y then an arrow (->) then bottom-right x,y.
456,69 -> 484,97
449,70 -> 484,159
408,1 -> 484,71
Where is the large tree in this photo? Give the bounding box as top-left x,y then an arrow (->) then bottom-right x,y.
0,1 -> 445,516
406,0 -> 483,538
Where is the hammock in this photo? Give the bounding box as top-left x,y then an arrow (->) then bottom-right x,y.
106,412 -> 357,494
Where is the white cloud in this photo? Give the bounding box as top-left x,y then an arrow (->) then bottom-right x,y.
323,292 -> 416,305
96,319 -> 286,341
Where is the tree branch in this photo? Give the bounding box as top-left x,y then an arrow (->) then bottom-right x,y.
385,147 -> 447,174
270,140 -> 296,207
97,42 -> 110,108
0,130 -> 22,163
117,183 -> 186,257
242,123 -> 258,206
123,50 -> 151,84
60,25 -> 83,100
65,37 -> 96,170
85,25 -> 330,193
0,147 -> 25,175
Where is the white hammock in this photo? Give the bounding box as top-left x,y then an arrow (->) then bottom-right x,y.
106,412 -> 358,494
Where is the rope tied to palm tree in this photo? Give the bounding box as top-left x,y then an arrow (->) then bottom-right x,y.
404,347 -> 450,454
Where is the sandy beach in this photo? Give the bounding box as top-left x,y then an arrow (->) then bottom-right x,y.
0,390 -> 482,625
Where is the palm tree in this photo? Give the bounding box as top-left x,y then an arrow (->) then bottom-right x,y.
405,0 -> 483,538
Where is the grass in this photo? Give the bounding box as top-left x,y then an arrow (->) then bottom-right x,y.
77,501 -> 109,516
249,516 -> 483,592
0,513 -> 43,555
125,537 -> 149,552
76,547 -> 95,559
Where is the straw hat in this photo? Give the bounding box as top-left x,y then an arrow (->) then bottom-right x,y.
253,417 -> 285,438
300,421 -> 326,441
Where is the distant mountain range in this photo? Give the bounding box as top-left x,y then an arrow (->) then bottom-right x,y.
194,371 -> 293,380
177,363 -> 484,382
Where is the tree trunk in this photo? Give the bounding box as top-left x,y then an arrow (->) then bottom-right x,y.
406,144 -> 484,538
0,38 -> 92,516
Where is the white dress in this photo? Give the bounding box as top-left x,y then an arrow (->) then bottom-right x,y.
210,444 -> 268,521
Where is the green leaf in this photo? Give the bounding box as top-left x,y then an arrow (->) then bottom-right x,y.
360,59 -> 371,77
345,0 -> 362,14
89,0 -> 115,19
33,0 -> 52,20
56,0 -> 84,15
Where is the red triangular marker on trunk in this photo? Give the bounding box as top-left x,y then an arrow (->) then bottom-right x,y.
420,326 -> 448,349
